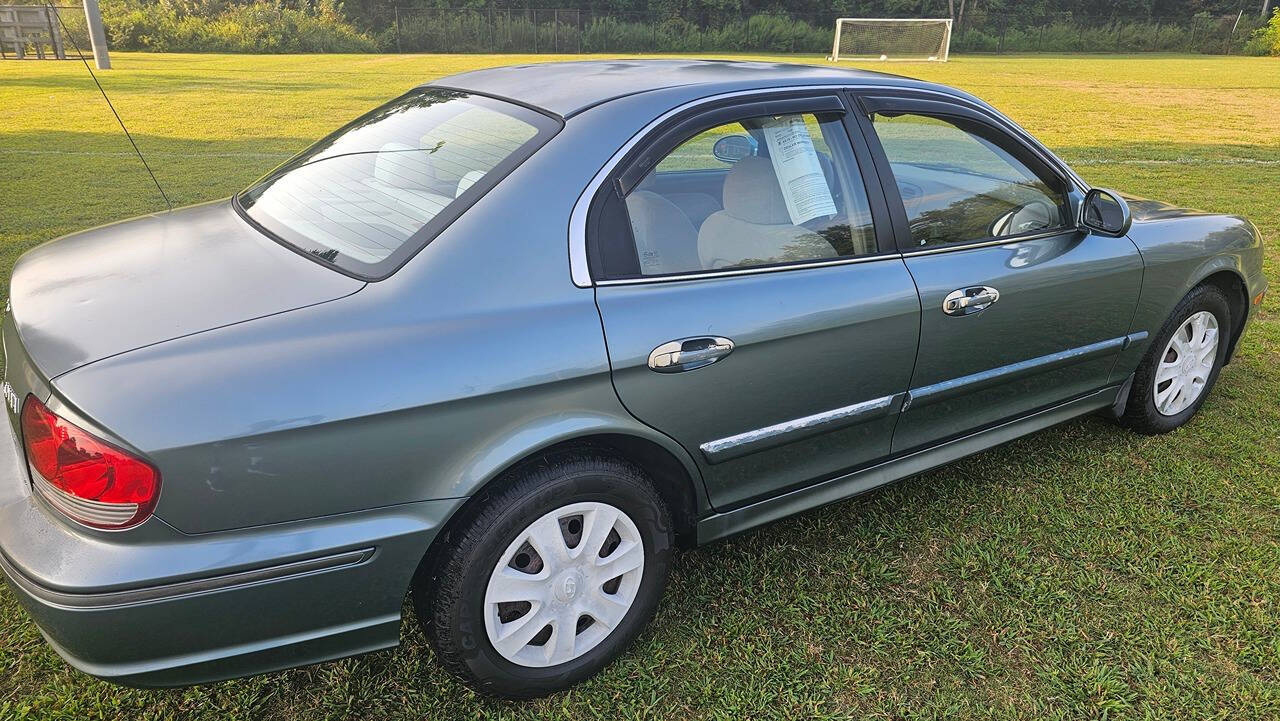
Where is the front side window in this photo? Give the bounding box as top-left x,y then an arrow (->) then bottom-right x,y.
238,88 -> 558,278
615,111 -> 877,278
869,113 -> 1067,248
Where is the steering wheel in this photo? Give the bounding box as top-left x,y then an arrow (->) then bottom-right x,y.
991,199 -> 1056,237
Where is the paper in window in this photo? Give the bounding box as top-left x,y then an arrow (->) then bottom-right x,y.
760,116 -> 838,225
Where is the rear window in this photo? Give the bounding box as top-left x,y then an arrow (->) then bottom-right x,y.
237,88 -> 559,279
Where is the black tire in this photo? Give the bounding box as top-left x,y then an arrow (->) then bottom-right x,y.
414,450 -> 673,699
1120,283 -> 1231,435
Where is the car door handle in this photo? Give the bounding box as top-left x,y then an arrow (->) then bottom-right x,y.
647,337 -> 734,373
943,286 -> 1000,316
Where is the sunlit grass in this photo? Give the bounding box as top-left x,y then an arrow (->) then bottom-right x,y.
1,52 -> 1277,720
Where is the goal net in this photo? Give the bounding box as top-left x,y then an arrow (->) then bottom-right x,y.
829,18 -> 952,62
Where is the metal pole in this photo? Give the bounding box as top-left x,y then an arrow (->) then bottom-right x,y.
1226,9 -> 1243,54
394,7 -> 401,53
82,0 -> 110,68
45,6 -> 65,60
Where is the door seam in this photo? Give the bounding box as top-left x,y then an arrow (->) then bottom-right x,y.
590,286 -> 716,511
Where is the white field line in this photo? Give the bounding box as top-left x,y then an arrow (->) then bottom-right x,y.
1070,157 -> 1280,166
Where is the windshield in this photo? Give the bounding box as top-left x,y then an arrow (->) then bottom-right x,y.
237,88 -> 559,278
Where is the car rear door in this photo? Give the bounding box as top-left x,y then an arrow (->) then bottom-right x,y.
585,91 -> 921,510
850,92 -> 1144,453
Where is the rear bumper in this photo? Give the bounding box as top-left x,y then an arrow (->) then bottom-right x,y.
0,412 -> 463,687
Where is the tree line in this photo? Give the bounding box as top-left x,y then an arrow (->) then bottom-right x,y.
93,0 -> 1278,54
337,0 -> 1273,22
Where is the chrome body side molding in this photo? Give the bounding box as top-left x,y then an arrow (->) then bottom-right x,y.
699,393 -> 901,464
698,384 -> 1123,544
695,332 -> 1146,466
903,332 -> 1148,411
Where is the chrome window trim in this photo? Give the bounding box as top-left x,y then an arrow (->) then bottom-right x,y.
569,83 -> 1087,288
595,252 -> 899,286
898,228 -> 1072,258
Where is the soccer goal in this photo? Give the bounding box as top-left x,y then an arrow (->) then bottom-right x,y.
829,18 -> 952,62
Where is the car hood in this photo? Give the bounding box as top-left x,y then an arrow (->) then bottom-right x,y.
1119,194 -> 1213,223
7,200 -> 364,379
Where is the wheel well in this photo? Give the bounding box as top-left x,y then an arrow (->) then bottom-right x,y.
1198,270 -> 1248,362
582,434 -> 701,549
413,434 -> 702,600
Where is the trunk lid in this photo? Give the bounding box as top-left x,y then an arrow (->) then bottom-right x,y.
7,200 -> 363,379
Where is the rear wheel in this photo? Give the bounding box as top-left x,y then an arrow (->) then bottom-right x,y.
1121,284 -> 1231,435
415,452 -> 672,698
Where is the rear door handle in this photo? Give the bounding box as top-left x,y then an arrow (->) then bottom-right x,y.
943,286 -> 1000,316
647,337 -> 734,373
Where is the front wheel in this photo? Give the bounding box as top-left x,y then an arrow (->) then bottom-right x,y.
415,452 -> 673,699
1120,283 -> 1231,435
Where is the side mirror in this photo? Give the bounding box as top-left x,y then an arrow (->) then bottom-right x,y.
1080,188 -> 1131,237
712,134 -> 756,164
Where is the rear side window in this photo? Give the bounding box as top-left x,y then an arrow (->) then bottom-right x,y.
238,88 -> 559,279
601,111 -> 877,279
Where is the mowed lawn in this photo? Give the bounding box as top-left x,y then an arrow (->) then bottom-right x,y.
1,52 -> 1278,720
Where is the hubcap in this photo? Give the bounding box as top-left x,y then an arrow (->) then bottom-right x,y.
1153,310 -> 1219,417
483,502 -> 644,667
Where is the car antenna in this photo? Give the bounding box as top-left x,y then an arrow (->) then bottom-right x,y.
47,4 -> 172,212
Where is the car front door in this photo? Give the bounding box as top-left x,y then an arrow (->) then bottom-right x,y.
852,93 -> 1144,453
586,93 -> 921,510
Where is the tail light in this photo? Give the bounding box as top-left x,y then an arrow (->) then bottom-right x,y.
20,395 -> 159,529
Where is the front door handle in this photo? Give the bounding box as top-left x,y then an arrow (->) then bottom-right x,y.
647,336 -> 734,373
943,286 -> 1000,316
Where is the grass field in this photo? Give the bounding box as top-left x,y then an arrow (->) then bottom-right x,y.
1,52 -> 1278,720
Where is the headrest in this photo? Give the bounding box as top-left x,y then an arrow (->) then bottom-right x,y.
374,142 -> 433,187
456,170 -> 486,198
721,156 -> 792,225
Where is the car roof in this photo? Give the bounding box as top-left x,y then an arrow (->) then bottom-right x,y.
427,59 -> 967,118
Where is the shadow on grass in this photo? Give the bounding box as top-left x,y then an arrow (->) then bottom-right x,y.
5,71 -> 358,95
1054,142 -> 1280,164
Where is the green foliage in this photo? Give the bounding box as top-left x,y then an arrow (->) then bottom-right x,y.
579,13 -> 830,54
953,13 -> 1268,55
337,1 -> 1275,32
93,0 -> 1271,56
1245,9 -> 1280,56
382,12 -> 831,54
101,0 -> 377,52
